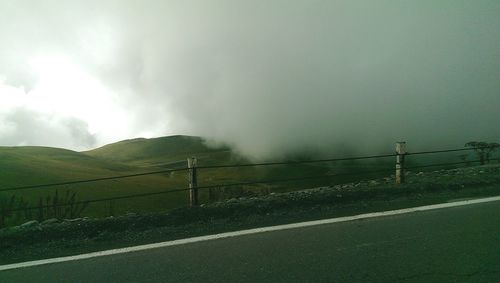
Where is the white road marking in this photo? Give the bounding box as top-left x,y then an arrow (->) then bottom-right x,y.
1,195 -> 499,271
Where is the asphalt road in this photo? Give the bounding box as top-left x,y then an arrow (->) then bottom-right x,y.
1,200 -> 499,282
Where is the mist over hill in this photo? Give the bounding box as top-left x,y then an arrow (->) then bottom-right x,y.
0,1 -> 498,159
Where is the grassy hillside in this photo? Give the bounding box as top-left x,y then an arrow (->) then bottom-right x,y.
3,135 -> 479,227
0,145 -> 188,223
84,135 -> 239,167
0,136 -> 257,226
84,135 -> 394,184
0,146 -> 133,187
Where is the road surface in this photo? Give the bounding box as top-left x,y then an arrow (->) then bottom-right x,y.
1,199 -> 499,282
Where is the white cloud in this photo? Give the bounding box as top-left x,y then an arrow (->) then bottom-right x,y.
0,1 -> 498,158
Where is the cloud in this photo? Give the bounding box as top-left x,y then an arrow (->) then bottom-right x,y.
0,107 -> 96,150
0,1 -> 498,158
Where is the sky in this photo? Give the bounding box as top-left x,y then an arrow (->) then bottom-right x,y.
0,0 -> 498,159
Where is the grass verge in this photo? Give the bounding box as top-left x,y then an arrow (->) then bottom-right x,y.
1,163 -> 499,266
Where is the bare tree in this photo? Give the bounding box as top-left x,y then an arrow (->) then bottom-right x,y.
465,141 -> 500,165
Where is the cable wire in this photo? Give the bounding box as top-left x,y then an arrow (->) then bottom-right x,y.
0,167 -> 187,192
1,146 -> 496,193
7,187 -> 191,213
197,153 -> 397,169
194,158 -> 498,191
406,147 -> 487,156
4,157 -> 498,213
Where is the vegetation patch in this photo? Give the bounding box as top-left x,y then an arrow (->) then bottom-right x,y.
1,163 -> 498,265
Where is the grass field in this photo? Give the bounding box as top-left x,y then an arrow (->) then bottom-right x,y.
0,135 -> 483,227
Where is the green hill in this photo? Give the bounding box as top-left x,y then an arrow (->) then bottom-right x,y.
0,135 -> 397,227
0,144 -> 188,223
84,135 -> 237,168
0,136 -> 262,226
0,146 -> 133,187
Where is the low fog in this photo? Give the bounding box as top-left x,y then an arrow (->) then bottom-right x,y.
0,1 -> 498,159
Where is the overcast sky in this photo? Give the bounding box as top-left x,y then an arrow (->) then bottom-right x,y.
0,0 -> 498,159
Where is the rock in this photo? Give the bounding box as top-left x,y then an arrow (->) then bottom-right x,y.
20,220 -> 39,228
41,218 -> 59,225
65,218 -> 83,222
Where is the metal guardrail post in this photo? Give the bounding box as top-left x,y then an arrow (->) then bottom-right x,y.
187,157 -> 198,206
396,142 -> 406,184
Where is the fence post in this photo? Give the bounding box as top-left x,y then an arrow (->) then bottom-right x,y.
187,157 -> 198,206
395,142 -> 406,185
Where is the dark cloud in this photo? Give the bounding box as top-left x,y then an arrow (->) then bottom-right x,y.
0,1 -> 498,157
